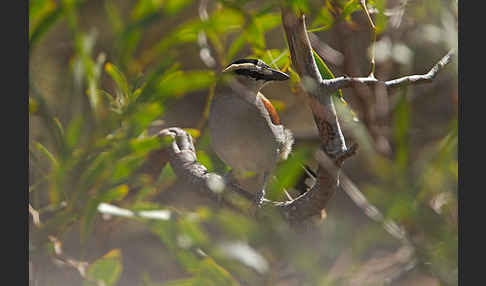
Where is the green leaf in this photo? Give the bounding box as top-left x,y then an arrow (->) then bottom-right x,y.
177,216 -> 209,246
99,184 -> 130,202
226,33 -> 248,63
30,0 -> 55,23
163,0 -> 194,15
196,257 -> 240,286
196,150 -> 213,171
341,0 -> 361,19
159,278 -> 197,286
131,0 -> 164,20
206,8 -> 245,34
246,13 -> 281,52
104,0 -> 123,33
130,136 -> 164,154
157,71 -> 216,98
33,141 -> 59,168
284,0 -> 310,14
84,249 -> 123,286
29,97 -> 39,114
268,146 -> 312,200
111,154 -> 146,181
105,62 -> 130,99
216,210 -> 258,240
130,103 -> 165,133
53,117 -> 65,136
310,7 -> 335,32
65,116 -> 84,151
312,50 -> 345,103
29,5 -> 64,51
81,198 -> 102,243
258,49 -> 290,70
373,0 -> 387,35
158,163 -> 176,184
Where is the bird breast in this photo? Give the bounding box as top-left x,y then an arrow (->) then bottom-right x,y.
209,92 -> 282,174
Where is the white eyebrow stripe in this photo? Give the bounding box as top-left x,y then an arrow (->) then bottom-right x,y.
223,62 -> 267,73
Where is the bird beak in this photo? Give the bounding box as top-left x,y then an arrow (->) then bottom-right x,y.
266,68 -> 290,81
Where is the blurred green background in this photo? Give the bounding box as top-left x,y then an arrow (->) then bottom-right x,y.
29,0 -> 458,285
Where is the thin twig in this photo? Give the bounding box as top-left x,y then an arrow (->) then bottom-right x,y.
29,203 -> 41,227
359,0 -> 377,77
322,49 -> 455,92
47,236 -> 102,286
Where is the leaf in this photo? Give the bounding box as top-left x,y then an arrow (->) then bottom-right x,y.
130,103 -> 165,133
84,249 -> 123,286
310,7 -> 335,32
104,0 -> 123,33
285,0 -> 310,14
163,0 -> 194,15
341,0 -> 361,19
53,117 -> 65,136
312,50 -> 345,103
177,216 -> 209,246
99,184 -> 130,202
29,97 -> 39,114
33,141 -> 59,168
158,163 -> 176,184
226,33 -> 248,62
29,1 -> 63,50
196,257 -> 240,286
111,154 -> 146,181
159,278 -> 197,286
184,129 -> 201,139
156,71 -> 216,98
247,13 -> 281,52
129,136 -> 164,154
105,62 -> 130,99
81,198 -> 102,244
216,210 -> 258,240
268,146 -> 312,200
373,0 -> 387,35
196,150 -> 213,171
30,0 -> 55,23
65,116 -> 84,151
131,0 -> 164,20
206,8 -> 245,34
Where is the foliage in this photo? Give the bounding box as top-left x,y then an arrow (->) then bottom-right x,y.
29,0 -> 458,285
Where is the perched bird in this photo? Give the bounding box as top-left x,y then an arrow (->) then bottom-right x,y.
209,58 -> 294,206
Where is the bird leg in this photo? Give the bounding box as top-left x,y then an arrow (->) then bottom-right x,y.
255,172 -> 269,208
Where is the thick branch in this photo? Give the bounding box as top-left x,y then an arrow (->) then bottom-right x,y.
279,5 -> 357,222
154,128 -> 350,223
281,6 -> 347,157
156,128 -> 243,211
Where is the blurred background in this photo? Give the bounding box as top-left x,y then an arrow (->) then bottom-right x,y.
29,0 -> 458,285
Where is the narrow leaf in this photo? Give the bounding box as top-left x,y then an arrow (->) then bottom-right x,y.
84,249 -> 123,286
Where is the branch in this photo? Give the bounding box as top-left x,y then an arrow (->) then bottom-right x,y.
271,146 -> 357,224
323,49 -> 456,92
281,6 -> 348,158
145,5 -> 455,227
278,5 -> 357,223
156,128 -> 250,213
154,128 -> 348,224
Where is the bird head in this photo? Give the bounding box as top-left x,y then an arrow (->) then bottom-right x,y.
223,58 -> 289,93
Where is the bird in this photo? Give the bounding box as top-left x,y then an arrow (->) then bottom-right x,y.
208,58 -> 294,207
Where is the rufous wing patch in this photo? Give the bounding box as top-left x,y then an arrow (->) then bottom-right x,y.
259,94 -> 280,125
